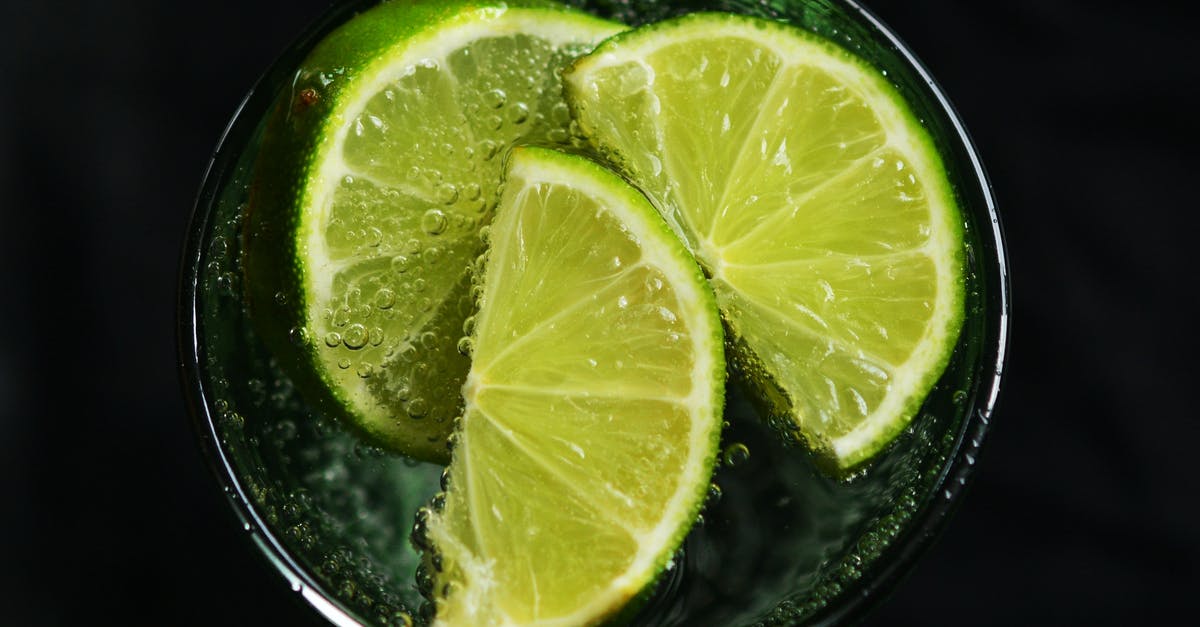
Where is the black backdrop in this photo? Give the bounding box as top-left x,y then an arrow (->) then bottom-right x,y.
1,0 -> 1196,624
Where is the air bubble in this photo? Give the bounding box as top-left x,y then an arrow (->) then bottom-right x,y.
343,324 -> 368,349
288,326 -> 309,346
357,363 -> 374,378
706,483 -> 723,505
464,182 -> 482,200
275,420 -> 297,442
419,331 -> 437,350
324,332 -> 342,348
435,185 -> 459,206
215,274 -> 234,295
369,327 -> 385,346
392,255 -> 411,273
722,443 -> 750,467
375,288 -> 395,309
422,209 -> 449,234
408,398 -> 429,418
393,382 -> 411,401
338,359 -> 351,370
508,102 -> 530,124
484,88 -> 506,109
222,410 -> 244,429
480,140 -> 499,160
550,102 -> 570,124
456,337 -> 474,356
209,236 -> 228,258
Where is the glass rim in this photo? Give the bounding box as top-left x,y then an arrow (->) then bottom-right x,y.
176,1 -> 1011,625
805,1 -> 1010,623
178,97 -> 370,627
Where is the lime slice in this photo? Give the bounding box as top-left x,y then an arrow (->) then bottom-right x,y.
564,13 -> 965,472
423,146 -> 725,625
244,1 -> 623,462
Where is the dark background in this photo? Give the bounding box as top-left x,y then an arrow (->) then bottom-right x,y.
1,0 -> 1196,624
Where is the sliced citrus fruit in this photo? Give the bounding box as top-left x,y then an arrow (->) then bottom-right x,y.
243,1 -> 623,462
423,146 -> 725,625
564,13 -> 965,472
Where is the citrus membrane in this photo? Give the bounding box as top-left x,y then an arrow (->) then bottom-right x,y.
564,13 -> 966,472
422,147 -> 725,626
243,1 -> 623,462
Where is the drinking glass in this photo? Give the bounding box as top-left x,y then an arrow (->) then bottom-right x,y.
178,1 -> 1009,624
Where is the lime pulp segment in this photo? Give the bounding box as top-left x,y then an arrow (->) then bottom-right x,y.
564,13 -> 965,471
426,147 -> 725,626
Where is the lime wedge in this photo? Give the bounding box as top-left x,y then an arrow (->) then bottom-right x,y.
424,147 -> 725,625
243,1 -> 623,462
564,13 -> 965,472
